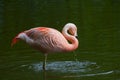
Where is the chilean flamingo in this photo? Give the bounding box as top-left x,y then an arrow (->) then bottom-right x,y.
11,23 -> 79,70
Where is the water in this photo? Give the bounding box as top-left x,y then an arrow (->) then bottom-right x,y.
1,0 -> 120,80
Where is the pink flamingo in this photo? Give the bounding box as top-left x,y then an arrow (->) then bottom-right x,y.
11,23 -> 79,70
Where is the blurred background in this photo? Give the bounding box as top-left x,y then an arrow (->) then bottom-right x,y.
0,0 -> 120,80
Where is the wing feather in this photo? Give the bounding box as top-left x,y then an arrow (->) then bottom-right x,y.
25,27 -> 68,53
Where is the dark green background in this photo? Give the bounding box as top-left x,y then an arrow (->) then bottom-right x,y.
0,0 -> 120,80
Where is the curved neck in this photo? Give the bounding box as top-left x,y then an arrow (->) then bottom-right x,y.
62,23 -> 79,52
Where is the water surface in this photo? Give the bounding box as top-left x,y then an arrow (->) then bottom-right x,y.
0,0 -> 120,80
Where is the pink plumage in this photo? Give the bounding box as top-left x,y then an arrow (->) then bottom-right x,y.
11,23 -> 79,70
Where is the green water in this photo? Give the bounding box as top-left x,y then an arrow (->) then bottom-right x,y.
0,0 -> 120,80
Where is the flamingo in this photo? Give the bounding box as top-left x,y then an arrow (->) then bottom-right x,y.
11,23 -> 79,70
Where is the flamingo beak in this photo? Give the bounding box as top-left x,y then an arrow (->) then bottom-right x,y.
11,37 -> 20,47
75,36 -> 78,39
75,32 -> 78,39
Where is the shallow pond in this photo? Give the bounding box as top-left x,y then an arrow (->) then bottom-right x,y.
0,0 -> 120,80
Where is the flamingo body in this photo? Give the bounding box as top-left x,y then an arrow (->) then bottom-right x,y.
25,27 -> 69,53
11,23 -> 79,70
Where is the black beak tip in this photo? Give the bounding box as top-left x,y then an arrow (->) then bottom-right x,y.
75,36 -> 78,39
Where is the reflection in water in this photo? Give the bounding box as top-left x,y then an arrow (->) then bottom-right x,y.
43,70 -> 47,80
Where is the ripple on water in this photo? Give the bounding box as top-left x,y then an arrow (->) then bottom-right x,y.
21,61 -> 98,73
20,61 -> 114,77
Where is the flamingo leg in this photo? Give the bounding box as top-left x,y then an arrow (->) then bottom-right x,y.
43,54 -> 47,70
